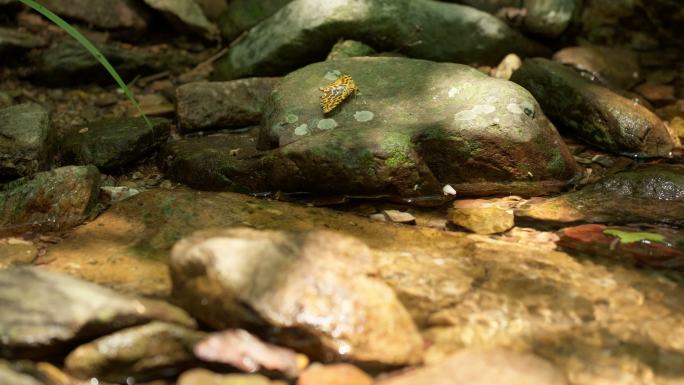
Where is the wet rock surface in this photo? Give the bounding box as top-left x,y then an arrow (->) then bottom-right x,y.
0,267 -> 195,358
30,187 -> 684,384
511,58 -> 677,157
170,227 -> 423,366
558,224 -> 684,268
178,369 -> 287,385
0,103 -> 51,178
64,321 -> 205,383
176,78 -> 280,133
0,238 -> 37,269
60,117 -> 171,172
0,165 -> 103,235
516,164 -> 684,227
0,360 -> 45,385
376,348 -> 568,385
214,0 -> 549,80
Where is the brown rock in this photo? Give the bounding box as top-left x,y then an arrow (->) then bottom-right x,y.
448,206 -> 514,234
553,45 -> 641,89
635,82 -> 676,103
297,363 -> 373,385
170,227 -> 423,366
178,369 -> 287,385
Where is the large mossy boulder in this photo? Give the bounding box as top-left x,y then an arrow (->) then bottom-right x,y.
163,57 -> 579,198
214,0 -> 550,80
260,57 -> 582,197
511,58 -> 677,157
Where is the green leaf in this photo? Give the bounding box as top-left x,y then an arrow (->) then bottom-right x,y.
603,229 -> 667,244
18,0 -> 152,129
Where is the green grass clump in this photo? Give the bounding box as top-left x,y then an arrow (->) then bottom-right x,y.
18,0 -> 151,129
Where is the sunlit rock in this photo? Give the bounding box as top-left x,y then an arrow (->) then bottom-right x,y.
511,58 -> 678,157
170,227 -> 423,366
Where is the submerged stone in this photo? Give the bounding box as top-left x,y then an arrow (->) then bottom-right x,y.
515,164 -> 684,227
0,27 -> 46,59
33,188 -> 684,383
511,58 -> 677,157
170,227 -> 423,366
214,0 -> 549,80
60,117 -> 171,172
558,224 -> 684,268
376,349 -> 568,385
0,103 -> 52,178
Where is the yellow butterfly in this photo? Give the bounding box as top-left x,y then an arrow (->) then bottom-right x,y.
319,74 -> 358,114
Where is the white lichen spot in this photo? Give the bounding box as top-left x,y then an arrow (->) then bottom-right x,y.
485,95 -> 498,103
474,105 -> 496,114
324,70 -> 342,81
294,124 -> 309,136
507,103 -> 524,114
286,113 -> 299,124
354,110 -> 374,122
317,118 -> 338,130
448,87 -> 459,98
454,104 -> 496,121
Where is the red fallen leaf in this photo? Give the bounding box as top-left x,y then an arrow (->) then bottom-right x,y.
194,329 -> 308,378
558,224 -> 684,268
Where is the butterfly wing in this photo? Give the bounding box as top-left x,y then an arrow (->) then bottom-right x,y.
320,75 -> 358,114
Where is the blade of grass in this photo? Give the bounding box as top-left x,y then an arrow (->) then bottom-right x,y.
18,0 -> 152,129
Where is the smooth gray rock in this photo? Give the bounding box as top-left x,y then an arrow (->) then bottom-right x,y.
0,166 -> 102,235
143,0 -> 219,39
511,58 -> 677,157
214,0 -> 550,80
0,267 -> 196,359
218,0 -> 292,41
176,78 -> 280,133
170,227 -> 423,366
0,103 -> 51,178
60,117 -> 171,172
